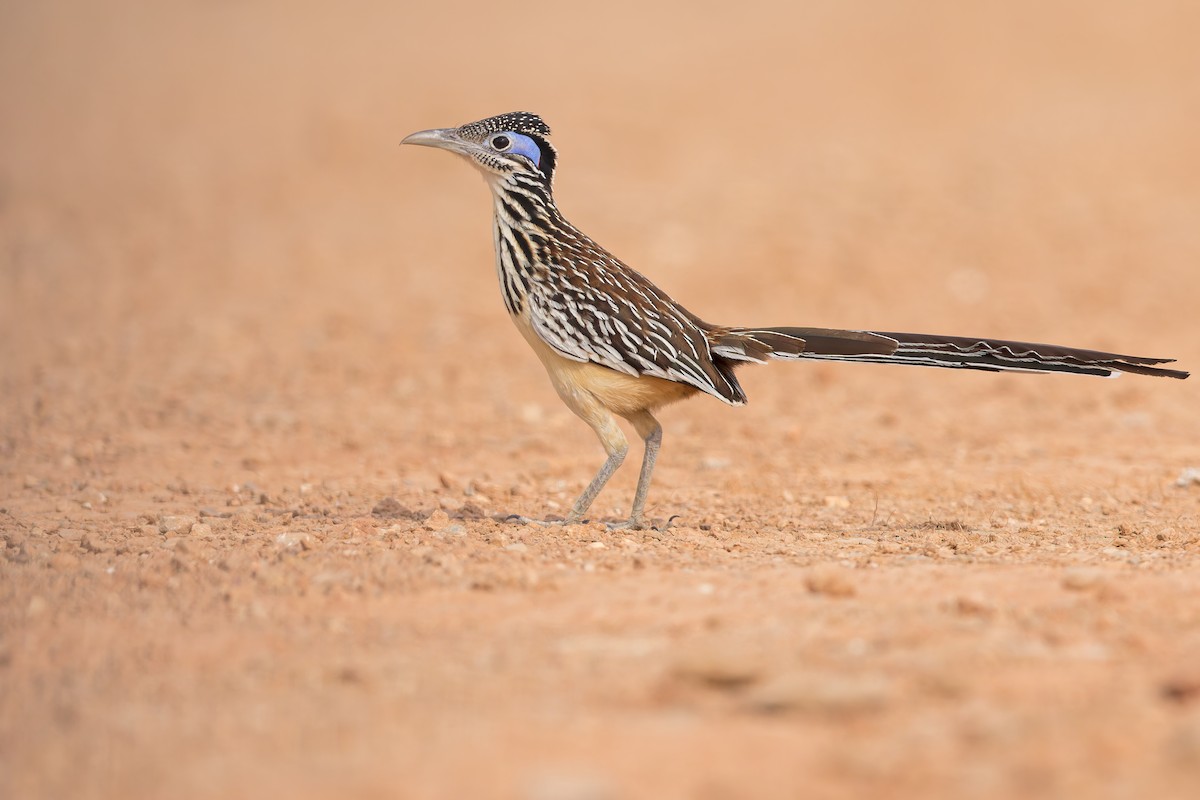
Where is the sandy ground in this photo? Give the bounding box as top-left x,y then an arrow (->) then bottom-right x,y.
3,1 -> 1200,798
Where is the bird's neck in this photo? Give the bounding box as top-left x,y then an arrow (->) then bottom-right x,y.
488,172 -> 558,228
488,173 -> 558,318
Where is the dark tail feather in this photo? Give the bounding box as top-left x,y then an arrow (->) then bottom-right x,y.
714,326 -> 898,361
719,327 -> 1189,380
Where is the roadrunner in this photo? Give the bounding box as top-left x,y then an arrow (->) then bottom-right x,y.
403,112 -> 1188,528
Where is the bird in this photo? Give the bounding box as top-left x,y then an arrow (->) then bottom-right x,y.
402,112 -> 1189,529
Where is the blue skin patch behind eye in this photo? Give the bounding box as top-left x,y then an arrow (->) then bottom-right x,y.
504,132 -> 541,167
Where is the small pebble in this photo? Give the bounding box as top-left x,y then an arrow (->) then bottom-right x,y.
805,566 -> 857,598
954,594 -> 994,617
81,532 -> 112,554
673,642 -> 763,689
276,531 -> 314,552
158,515 -> 195,535
371,497 -> 408,517
56,528 -> 85,543
742,672 -> 890,715
1162,673 -> 1200,705
423,510 -> 451,531
1175,467 -> 1200,488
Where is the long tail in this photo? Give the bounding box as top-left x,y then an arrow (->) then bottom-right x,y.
715,326 -> 1189,379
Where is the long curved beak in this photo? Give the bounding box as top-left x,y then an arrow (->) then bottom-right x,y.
401,128 -> 467,153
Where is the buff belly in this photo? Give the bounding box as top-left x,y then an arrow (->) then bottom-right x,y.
511,314 -> 699,419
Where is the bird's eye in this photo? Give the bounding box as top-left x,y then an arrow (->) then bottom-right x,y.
491,134 -> 512,151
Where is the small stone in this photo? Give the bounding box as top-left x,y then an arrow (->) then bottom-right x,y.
1175,467 -> 1200,488
56,528 -> 85,543
1162,673 -> 1200,705
805,566 -> 857,598
673,642 -> 763,689
437,495 -> 463,512
954,594 -> 994,617
742,672 -> 890,715
588,541 -> 607,550
457,502 -> 488,520
122,536 -> 159,555
823,495 -> 850,509
80,532 -> 112,554
424,510 -> 451,531
158,515 -> 195,535
1062,567 -> 1107,591
276,531 -> 314,552
7,543 -> 32,564
189,523 -> 214,538
369,496 -> 417,522
504,542 -> 528,553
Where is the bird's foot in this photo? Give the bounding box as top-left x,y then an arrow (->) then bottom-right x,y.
607,514 -> 680,532
501,514 -> 590,527
502,514 -> 553,526
502,513 -> 679,532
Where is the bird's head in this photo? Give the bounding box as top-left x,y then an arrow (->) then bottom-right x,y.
402,112 -> 557,185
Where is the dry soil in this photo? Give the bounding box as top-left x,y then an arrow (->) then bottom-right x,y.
2,2 -> 1200,798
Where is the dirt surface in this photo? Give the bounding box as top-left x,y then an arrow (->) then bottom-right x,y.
3,2 -> 1200,798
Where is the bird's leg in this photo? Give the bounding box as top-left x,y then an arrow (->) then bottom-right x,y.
624,411 -> 663,530
564,413 -> 628,524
